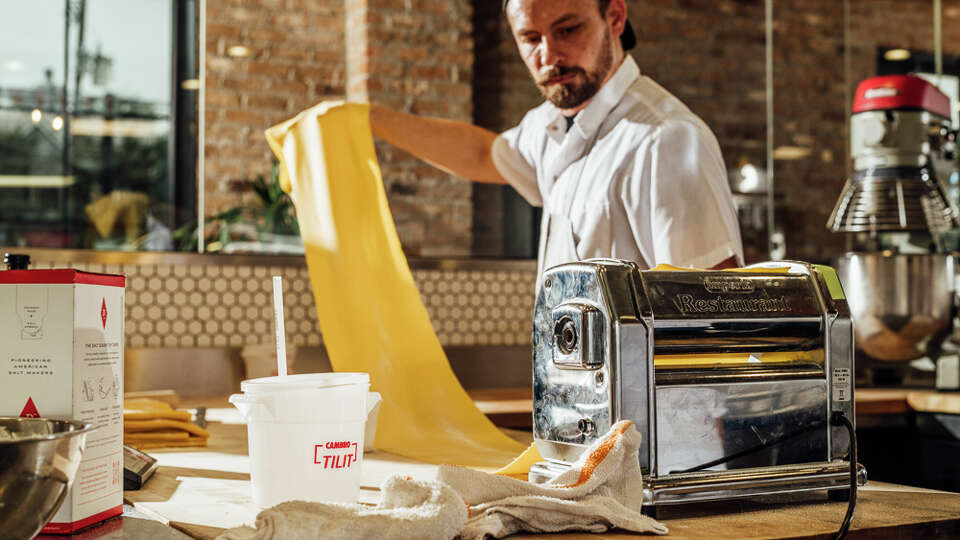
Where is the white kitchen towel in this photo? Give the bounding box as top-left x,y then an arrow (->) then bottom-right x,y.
214,475 -> 466,540
437,420 -> 668,539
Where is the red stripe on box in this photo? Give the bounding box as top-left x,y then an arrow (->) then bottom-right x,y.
0,269 -> 124,287
0,269 -> 76,284
76,271 -> 126,287
42,505 -> 123,534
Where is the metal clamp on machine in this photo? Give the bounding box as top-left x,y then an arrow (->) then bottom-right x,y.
529,259 -> 866,510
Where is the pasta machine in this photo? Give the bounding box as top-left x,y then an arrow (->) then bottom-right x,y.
529,259 -> 866,508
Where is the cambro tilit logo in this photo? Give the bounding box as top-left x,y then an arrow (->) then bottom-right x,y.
314,440 -> 359,469
101,298 -> 108,329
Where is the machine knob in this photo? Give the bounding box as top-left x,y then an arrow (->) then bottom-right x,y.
860,117 -> 886,146
555,316 -> 579,355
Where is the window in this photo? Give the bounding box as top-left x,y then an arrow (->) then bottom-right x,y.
0,0 -> 199,250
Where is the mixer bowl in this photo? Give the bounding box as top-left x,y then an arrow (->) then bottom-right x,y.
0,418 -> 94,540
835,252 -> 955,363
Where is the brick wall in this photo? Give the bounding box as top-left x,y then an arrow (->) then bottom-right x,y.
203,0 -> 475,256
204,0 -> 346,215
770,0 -> 847,262
202,0 -> 959,264
345,0 -> 475,257
773,0 -> 950,263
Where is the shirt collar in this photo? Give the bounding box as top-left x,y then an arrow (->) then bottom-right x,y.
545,54 -> 640,143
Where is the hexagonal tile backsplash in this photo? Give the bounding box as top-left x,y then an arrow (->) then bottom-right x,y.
29,260 -> 537,348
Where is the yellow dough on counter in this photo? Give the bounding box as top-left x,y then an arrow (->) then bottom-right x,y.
123,398 -> 210,450
123,410 -> 193,422
128,438 -> 209,451
124,419 -> 211,438
265,102 -> 526,468
124,431 -> 190,442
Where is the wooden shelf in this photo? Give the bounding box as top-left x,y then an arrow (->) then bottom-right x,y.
468,387 -> 960,429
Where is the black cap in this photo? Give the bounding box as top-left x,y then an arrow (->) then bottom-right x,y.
4,253 -> 30,270
620,19 -> 636,51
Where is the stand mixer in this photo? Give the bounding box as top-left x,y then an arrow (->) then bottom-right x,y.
828,74 -> 960,385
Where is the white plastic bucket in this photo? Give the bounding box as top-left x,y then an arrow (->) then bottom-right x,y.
229,373 -> 379,507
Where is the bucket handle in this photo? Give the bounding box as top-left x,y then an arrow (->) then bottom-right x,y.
228,393 -> 269,422
229,390 -> 382,423
367,391 -> 382,415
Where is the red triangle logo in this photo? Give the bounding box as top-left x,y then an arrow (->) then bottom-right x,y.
101,298 -> 108,329
20,397 -> 40,418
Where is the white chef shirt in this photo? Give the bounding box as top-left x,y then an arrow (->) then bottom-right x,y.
491,55 -> 744,278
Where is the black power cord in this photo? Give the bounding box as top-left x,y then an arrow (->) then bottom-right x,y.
673,412 -> 859,540
830,411 -> 858,540
676,419 -> 827,474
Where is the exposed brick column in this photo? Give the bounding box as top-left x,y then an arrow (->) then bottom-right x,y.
204,0 -> 345,215
345,0 -> 474,256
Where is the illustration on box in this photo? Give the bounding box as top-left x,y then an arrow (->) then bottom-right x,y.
81,376 -> 119,402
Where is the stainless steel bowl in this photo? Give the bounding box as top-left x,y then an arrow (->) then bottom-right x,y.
0,418 -> 94,540
835,252 -> 955,363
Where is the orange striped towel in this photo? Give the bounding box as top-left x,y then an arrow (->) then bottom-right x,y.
436,420 -> 667,538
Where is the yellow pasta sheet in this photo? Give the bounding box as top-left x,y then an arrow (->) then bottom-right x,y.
265,102 -> 526,467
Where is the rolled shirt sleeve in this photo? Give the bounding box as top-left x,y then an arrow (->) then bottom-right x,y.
491,119 -> 543,208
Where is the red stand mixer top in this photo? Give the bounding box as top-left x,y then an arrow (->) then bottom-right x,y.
828,74 -> 958,235
852,74 -> 951,118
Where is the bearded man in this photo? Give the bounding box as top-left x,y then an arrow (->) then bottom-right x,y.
370,0 -> 743,276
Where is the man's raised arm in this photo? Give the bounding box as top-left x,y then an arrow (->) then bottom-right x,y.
369,104 -> 507,185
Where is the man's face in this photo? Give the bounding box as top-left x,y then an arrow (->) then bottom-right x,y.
506,0 -> 622,111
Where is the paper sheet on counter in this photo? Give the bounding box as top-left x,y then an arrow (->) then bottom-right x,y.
265,102 -> 526,468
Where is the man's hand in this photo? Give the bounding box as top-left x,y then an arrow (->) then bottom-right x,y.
368,104 -> 507,185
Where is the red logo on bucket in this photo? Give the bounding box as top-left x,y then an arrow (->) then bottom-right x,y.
101,298 -> 108,329
314,441 -> 359,469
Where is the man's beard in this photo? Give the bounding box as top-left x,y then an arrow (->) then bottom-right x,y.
535,30 -> 614,109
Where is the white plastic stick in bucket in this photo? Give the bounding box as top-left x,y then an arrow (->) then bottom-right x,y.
229,373 -> 381,507
272,276 -> 287,377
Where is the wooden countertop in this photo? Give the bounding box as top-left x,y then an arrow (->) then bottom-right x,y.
125,402 -> 960,540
